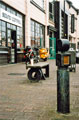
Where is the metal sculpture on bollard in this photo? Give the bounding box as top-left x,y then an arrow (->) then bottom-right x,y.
56,39 -> 71,114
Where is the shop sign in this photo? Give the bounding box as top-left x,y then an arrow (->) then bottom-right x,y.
0,8 -> 22,27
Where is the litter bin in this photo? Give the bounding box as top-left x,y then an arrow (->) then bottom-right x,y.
76,49 -> 79,63
68,48 -> 76,72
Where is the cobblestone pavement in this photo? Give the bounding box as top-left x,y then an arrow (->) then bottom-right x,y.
0,60 -> 79,120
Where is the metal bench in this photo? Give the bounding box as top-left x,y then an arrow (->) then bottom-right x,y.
26,62 -> 49,81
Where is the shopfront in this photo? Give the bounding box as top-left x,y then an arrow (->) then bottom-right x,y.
0,2 -> 25,64
48,26 -> 57,59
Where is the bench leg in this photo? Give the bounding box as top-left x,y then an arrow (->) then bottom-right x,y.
45,65 -> 49,77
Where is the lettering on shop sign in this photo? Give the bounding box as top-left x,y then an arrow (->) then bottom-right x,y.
0,8 -> 22,27
2,12 -> 21,25
2,13 -> 11,20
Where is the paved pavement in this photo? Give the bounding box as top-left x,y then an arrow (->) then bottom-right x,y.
0,60 -> 79,120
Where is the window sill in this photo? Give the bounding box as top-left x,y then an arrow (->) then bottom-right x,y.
30,0 -> 45,13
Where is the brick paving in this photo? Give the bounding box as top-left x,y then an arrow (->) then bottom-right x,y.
0,60 -> 79,120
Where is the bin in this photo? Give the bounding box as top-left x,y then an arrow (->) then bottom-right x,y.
69,48 -> 76,72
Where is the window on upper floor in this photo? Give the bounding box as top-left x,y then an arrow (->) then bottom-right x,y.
31,0 -> 44,9
49,0 -> 54,22
71,14 -> 76,33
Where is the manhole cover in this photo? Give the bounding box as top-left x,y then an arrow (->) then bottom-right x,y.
8,73 -> 25,76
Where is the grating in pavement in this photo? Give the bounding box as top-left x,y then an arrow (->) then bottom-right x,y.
8,73 -> 25,76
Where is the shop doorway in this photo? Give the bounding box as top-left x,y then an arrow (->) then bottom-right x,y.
49,31 -> 56,59
7,29 -> 17,63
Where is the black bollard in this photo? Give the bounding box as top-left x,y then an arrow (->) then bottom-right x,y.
57,67 -> 70,113
56,39 -> 71,114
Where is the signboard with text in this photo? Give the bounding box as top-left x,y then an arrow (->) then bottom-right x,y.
0,8 -> 22,27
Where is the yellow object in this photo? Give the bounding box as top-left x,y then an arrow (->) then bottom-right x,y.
39,48 -> 49,60
64,56 -> 69,65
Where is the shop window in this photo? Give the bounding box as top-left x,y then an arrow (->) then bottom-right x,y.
31,20 -> 45,47
0,3 -> 24,48
0,3 -> 1,8
7,23 -> 11,29
17,27 -> 23,48
0,24 -> 1,46
0,20 -> 6,47
0,27 -> 1,31
2,26 -> 6,32
11,25 -> 16,30
0,21 -> 1,26
2,21 -> 6,32
2,21 -> 6,27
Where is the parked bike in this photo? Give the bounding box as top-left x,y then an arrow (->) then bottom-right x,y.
23,46 -> 49,65
24,46 -> 34,65
23,46 -> 39,65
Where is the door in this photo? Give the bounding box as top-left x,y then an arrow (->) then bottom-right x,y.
7,29 -> 17,63
49,31 -> 56,59
49,37 -> 56,59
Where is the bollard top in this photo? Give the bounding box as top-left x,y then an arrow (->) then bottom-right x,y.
57,39 -> 70,52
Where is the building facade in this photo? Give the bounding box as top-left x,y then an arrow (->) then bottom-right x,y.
0,0 -> 26,64
0,0 -> 57,64
68,1 -> 79,49
54,0 -> 79,50
0,0 -> 79,65
26,0 -> 57,59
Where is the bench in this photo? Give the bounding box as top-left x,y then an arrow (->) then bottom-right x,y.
26,62 -> 49,81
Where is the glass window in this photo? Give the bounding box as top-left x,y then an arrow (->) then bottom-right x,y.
1,3 -> 6,10
30,20 -> 45,47
7,7 -> 16,15
7,7 -> 11,13
0,31 -> 1,46
49,1 -> 54,22
2,21 -> 6,27
1,21 -> 6,32
0,3 -> 1,8
0,21 -> 1,31
0,27 -> 1,31
12,25 -> 16,30
17,27 -> 23,48
0,21 -> 1,26
31,0 -> 44,9
2,26 -> 6,32
11,9 -> 16,15
0,21 -> 6,47
17,13 -> 22,19
7,23 -> 11,29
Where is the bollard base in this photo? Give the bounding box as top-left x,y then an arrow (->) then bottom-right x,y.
57,68 -> 70,114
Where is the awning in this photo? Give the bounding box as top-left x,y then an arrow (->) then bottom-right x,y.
48,25 -> 57,32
